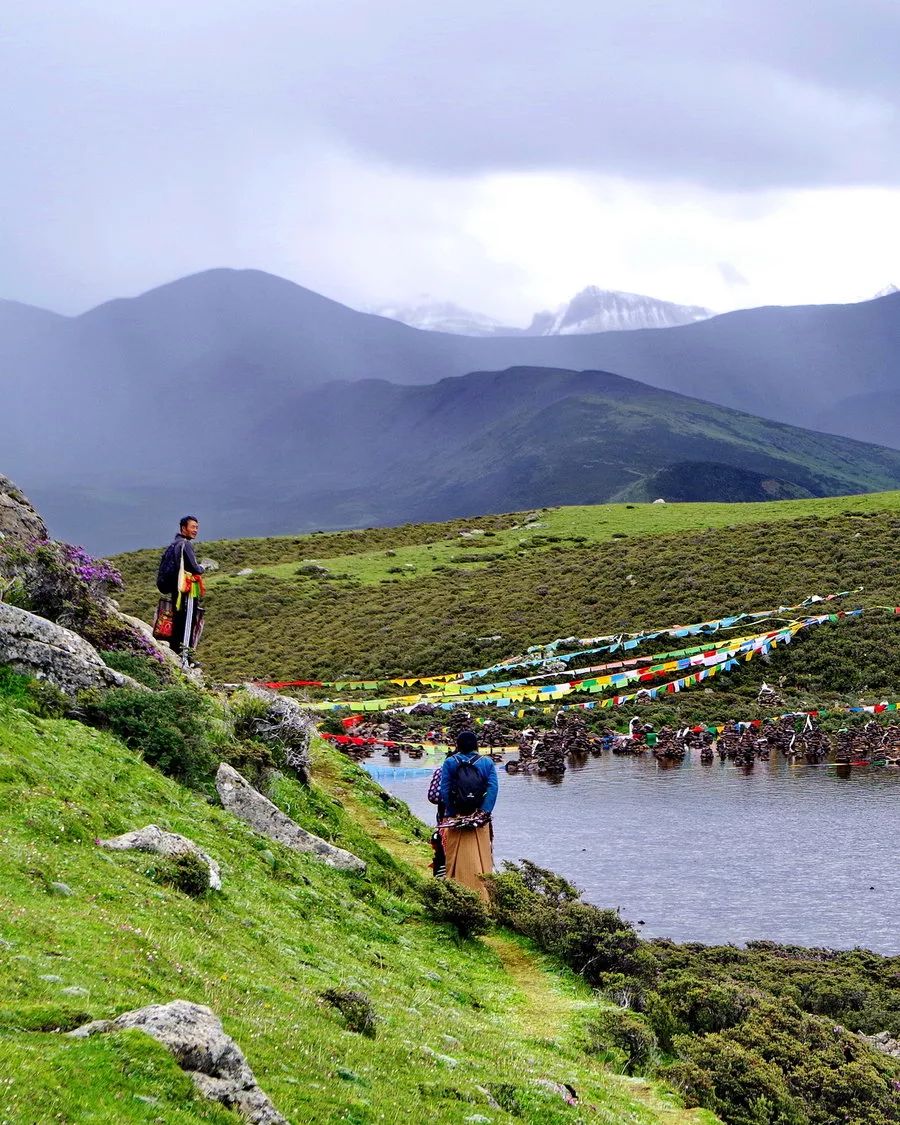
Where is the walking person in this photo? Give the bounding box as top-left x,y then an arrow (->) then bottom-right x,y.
156,515 -> 206,666
438,730 -> 498,902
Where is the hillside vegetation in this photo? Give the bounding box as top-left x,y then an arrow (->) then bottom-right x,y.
0,676 -> 700,1125
115,495 -> 900,724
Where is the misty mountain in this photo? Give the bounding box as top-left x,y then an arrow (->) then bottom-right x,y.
22,365 -> 900,553
524,286 -> 714,334
4,267 -> 900,548
370,300 -> 508,336
4,270 -> 899,469
374,285 -> 714,336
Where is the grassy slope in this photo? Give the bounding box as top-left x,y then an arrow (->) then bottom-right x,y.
0,693 -> 712,1124
114,495 -> 900,711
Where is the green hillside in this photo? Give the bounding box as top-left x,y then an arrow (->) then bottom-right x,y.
115,494 -> 900,724
0,678 -> 703,1125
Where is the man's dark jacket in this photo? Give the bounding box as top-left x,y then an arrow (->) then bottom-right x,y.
157,535 -> 204,595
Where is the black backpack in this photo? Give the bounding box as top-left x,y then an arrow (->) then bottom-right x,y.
156,541 -> 183,594
450,753 -> 488,815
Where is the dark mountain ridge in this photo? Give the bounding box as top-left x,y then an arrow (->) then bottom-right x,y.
25,364 -> 900,551
3,268 -> 900,548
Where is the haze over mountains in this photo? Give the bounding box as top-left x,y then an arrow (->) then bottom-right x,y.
374,286 -> 714,336
2,266 -> 900,550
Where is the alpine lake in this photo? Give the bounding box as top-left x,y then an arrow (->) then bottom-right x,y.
367,749 -> 900,954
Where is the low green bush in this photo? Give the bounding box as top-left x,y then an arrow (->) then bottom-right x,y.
486,861 -> 640,982
585,1007 -> 657,1074
320,988 -> 378,1037
79,685 -> 221,786
147,851 -> 210,897
0,666 -> 67,718
422,878 -> 491,939
100,650 -> 173,689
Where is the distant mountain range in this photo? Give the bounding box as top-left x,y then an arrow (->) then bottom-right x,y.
373,286 -> 714,336
2,267 -> 900,550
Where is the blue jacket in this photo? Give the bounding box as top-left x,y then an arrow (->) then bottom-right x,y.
439,752 -> 499,816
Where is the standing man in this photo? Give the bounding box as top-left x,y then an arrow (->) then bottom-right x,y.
157,515 -> 205,665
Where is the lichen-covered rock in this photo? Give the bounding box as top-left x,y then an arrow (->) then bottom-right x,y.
240,685 -> 313,782
215,763 -> 365,873
0,475 -> 47,542
862,1029 -> 900,1058
70,1000 -> 286,1124
0,602 -> 141,695
96,825 -> 221,890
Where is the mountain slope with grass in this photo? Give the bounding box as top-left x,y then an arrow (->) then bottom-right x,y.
116,492 -> 900,715
0,673 -> 707,1125
46,363 -> 900,552
7,481 -> 900,1123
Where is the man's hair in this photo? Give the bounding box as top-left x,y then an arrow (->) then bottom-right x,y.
179,515 -> 199,530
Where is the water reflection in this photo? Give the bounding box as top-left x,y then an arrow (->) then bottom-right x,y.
370,751 -> 900,953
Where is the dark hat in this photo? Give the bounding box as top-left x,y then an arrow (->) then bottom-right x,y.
455,730 -> 479,754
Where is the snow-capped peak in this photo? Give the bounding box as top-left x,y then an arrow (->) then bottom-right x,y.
371,299 -> 509,336
525,286 -> 715,335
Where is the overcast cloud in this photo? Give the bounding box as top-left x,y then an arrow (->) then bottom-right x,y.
2,1 -> 899,319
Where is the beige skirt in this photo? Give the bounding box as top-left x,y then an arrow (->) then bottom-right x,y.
442,822 -> 493,902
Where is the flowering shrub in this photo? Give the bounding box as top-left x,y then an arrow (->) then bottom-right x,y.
0,537 -> 162,660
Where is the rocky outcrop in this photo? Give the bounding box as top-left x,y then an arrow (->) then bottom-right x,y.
97,825 -> 221,890
70,1000 -> 286,1124
215,763 -> 365,873
239,685 -> 313,782
0,602 -> 141,695
0,475 -> 46,542
862,1029 -> 900,1058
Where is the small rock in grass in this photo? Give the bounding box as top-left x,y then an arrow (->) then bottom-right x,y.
464,1117 -> 492,1124
61,986 -> 89,997
39,974 -> 63,983
48,882 -> 73,897
422,1046 -> 458,1067
134,1095 -> 159,1105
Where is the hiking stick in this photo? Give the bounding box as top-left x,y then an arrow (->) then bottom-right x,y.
181,591 -> 194,670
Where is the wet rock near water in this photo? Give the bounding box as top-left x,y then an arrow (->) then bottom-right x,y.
70,1000 -> 287,1124
215,763 -> 365,873
0,602 -> 142,696
96,825 -> 222,890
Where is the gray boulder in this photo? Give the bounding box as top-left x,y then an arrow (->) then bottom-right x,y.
70,1000 -> 286,1124
0,602 -> 141,695
0,475 -> 47,542
97,825 -> 221,890
216,763 -> 365,873
238,685 -> 313,782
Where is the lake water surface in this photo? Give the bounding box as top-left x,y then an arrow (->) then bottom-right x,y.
367,752 -> 900,954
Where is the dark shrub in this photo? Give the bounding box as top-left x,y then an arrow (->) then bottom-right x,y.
486,861 -> 639,981
422,879 -> 491,939
149,851 -> 210,897
101,650 -> 173,689
80,686 -> 220,786
670,1034 -> 804,1125
320,988 -> 378,1037
585,1007 -> 657,1074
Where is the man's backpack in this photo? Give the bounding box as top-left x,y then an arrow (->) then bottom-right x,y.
156,541 -> 183,594
449,753 -> 488,815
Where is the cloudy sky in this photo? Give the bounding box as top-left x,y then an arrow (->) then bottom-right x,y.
3,1 -> 900,322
